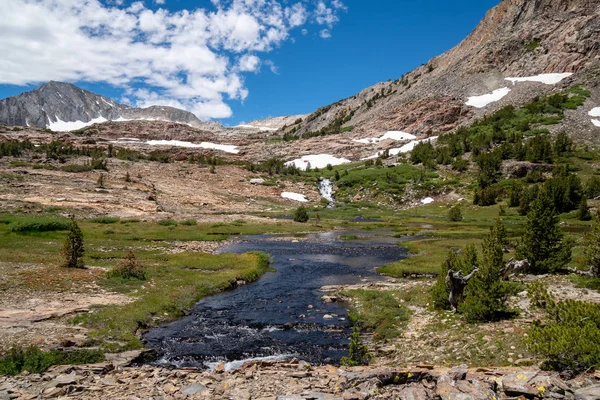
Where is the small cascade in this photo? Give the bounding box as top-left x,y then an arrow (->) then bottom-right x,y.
318,178 -> 335,208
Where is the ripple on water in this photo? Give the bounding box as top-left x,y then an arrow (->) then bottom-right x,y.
144,231 -> 408,369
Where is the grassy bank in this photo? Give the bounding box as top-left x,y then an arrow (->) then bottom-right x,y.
76,251 -> 271,350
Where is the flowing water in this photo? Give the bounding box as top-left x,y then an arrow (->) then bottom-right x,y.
318,178 -> 335,208
144,230 -> 408,370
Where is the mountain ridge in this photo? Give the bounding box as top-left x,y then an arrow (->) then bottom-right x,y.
282,0 -> 600,139
0,81 -> 222,132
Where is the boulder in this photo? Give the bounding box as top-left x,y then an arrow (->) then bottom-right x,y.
501,372 -> 539,397
575,385 -> 600,400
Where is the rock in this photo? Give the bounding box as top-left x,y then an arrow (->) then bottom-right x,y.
163,382 -> 179,393
575,385 -> 600,400
48,372 -> 78,388
321,295 -> 337,303
214,362 -> 226,373
323,314 -> 334,320
43,386 -> 65,398
0,391 -> 10,400
105,350 -> 144,368
250,178 -> 265,185
501,371 -> 539,397
399,385 -> 429,400
450,365 -> 468,380
277,393 -> 343,400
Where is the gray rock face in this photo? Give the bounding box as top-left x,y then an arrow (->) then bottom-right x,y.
0,81 -> 213,131
575,385 -> 600,400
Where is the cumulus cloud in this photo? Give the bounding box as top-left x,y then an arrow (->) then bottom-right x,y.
0,0 -> 344,120
319,29 -> 332,39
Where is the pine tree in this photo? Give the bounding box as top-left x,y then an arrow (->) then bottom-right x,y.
459,218 -> 517,322
62,217 -> 85,268
583,217 -> 600,277
340,327 -> 371,366
517,191 -> 572,273
294,206 -> 309,223
577,196 -> 592,221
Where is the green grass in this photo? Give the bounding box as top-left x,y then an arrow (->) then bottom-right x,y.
569,275 -> 600,291
1,215 -> 72,233
0,347 -> 104,376
89,216 -> 120,224
77,251 -> 271,350
341,289 -> 410,341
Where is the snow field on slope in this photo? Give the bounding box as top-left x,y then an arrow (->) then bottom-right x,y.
285,154 -> 351,171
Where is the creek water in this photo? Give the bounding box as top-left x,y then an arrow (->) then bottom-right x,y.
144,230 -> 408,370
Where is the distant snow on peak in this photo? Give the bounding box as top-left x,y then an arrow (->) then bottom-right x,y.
505,73 -> 573,85
235,124 -> 278,131
48,116 -> 108,131
465,87 -> 511,108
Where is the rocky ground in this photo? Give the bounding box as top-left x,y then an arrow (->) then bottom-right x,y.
1,355 -> 600,400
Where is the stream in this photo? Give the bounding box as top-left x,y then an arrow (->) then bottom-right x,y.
144,230 -> 409,370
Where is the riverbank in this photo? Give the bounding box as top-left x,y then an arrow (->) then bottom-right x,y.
2,355 -> 599,399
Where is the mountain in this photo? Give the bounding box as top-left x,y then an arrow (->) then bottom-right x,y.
0,81 -> 218,131
285,0 -> 600,139
234,115 -> 307,132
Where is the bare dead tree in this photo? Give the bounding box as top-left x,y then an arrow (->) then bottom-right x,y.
446,259 -> 479,311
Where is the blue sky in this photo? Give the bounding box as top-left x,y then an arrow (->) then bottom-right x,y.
0,0 -> 499,126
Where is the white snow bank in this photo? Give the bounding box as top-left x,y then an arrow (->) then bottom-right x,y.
235,124 -> 278,131
389,136 -> 439,155
146,140 -> 239,154
589,108 -> 600,117
465,87 -> 511,108
353,131 -> 416,144
285,154 -> 351,170
281,192 -> 308,202
421,197 -> 434,205
48,116 -> 107,131
360,136 -> 439,160
592,120 -> 600,128
505,73 -> 572,85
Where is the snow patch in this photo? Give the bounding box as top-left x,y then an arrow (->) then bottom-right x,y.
146,140 -> 239,154
505,73 -> 573,85
592,119 -> 600,127
389,136 -> 439,155
48,116 -> 107,131
235,124 -> 278,131
353,131 -> 416,144
285,154 -> 351,171
281,192 -> 308,202
466,87 -> 511,108
421,197 -> 434,205
589,108 -> 600,117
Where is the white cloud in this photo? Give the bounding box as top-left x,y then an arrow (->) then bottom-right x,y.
0,0 -> 345,120
315,1 -> 338,27
263,60 -> 279,74
319,29 -> 331,39
238,54 -> 261,72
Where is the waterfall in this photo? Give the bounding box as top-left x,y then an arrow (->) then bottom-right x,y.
318,178 -> 335,208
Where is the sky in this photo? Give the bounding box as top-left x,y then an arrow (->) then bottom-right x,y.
0,0 -> 500,126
